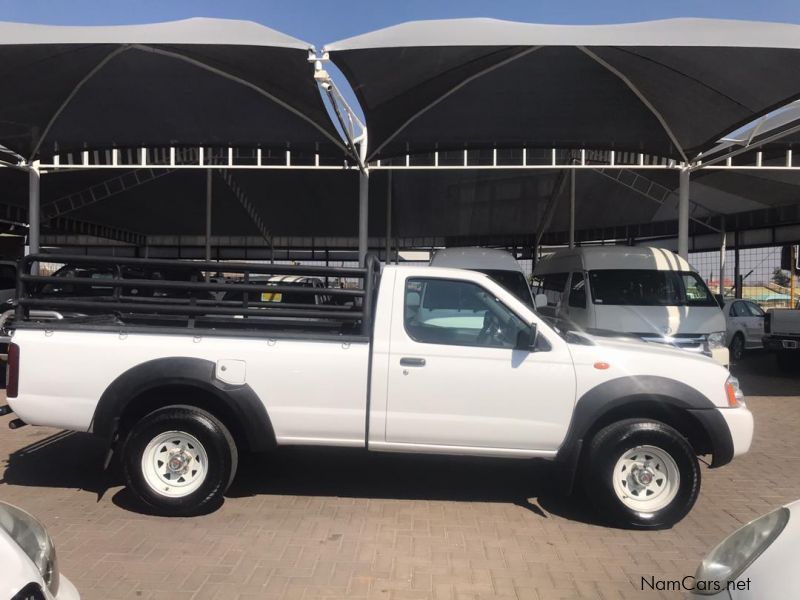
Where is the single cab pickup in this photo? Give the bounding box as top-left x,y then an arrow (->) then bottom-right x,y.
5,254 -> 753,528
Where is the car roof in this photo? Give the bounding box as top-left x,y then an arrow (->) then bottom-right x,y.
535,246 -> 694,273
430,247 -> 524,273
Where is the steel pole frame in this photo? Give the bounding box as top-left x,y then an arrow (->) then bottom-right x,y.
678,167 -> 690,259
719,221 -> 726,296
28,161 -> 41,275
385,170 -> 392,264
569,167 -> 576,249
205,169 -> 212,262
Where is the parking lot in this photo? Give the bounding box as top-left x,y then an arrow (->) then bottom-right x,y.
0,352 -> 797,600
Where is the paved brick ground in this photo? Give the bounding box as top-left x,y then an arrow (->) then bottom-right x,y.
1,351 -> 799,600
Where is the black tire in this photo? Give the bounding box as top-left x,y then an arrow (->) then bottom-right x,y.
583,419 -> 700,529
121,405 -> 238,516
776,352 -> 795,373
729,333 -> 745,363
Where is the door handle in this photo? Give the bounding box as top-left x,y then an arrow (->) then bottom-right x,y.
400,357 -> 426,367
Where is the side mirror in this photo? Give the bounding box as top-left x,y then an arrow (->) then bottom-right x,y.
535,293 -> 548,309
515,323 -> 539,351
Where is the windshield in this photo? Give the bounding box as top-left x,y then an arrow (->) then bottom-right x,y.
588,269 -> 718,307
474,269 -> 534,308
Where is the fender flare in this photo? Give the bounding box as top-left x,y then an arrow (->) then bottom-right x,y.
91,356 -> 275,452
555,375 -> 734,491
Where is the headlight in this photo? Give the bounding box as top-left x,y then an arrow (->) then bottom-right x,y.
694,506 -> 789,594
0,502 -> 59,596
707,331 -> 726,349
725,375 -> 745,408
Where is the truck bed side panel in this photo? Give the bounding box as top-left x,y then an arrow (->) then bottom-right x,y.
10,329 -> 369,445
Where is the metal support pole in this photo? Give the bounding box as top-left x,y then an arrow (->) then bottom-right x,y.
205,170 -> 212,262
28,161 -> 40,275
734,231 -> 741,299
569,168 -> 576,249
385,171 -> 392,265
791,245 -> 796,309
357,135 -> 369,266
678,168 -> 690,259
719,220 -> 726,296
359,171 -> 369,266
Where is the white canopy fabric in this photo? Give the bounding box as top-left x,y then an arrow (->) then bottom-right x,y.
326,17 -> 800,163
0,18 -> 346,161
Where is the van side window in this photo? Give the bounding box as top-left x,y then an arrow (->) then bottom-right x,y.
568,272 -> 586,308
531,273 -> 569,307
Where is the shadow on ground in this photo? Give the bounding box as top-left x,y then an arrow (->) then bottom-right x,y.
2,429 -> 599,524
0,430 -> 118,497
730,350 -> 800,396
226,447 -> 599,524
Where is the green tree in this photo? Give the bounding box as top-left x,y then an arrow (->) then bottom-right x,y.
772,268 -> 791,287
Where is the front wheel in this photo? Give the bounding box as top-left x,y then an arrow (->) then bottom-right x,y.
583,419 -> 700,529
122,406 -> 238,516
729,333 -> 745,363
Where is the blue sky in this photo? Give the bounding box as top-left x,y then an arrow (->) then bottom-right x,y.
3,0 -> 800,45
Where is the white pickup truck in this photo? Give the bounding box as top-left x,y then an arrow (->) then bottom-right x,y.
4,254 -> 753,528
763,308 -> 800,372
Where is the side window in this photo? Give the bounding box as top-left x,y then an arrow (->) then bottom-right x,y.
568,272 -> 586,308
733,302 -> 750,317
745,301 -> 765,317
531,272 -> 568,307
404,278 -> 528,349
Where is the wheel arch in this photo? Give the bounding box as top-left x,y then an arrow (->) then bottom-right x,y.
91,357 -> 275,453
555,376 -> 733,493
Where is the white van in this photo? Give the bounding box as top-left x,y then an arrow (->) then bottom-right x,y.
430,247 -> 536,309
532,246 -> 729,365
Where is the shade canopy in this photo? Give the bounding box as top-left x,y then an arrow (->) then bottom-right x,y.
0,18 -> 346,161
702,100 -> 800,164
2,165 -> 798,250
326,18 -> 800,162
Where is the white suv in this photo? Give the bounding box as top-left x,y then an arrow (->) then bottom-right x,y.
0,502 -> 79,600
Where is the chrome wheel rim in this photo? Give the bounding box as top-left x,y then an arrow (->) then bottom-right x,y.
141,431 -> 208,498
612,445 -> 680,513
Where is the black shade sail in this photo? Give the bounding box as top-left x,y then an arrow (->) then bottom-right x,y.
325,18 -> 800,162
0,18 -> 346,161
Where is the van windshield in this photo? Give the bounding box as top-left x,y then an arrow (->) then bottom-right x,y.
475,269 -> 534,308
588,270 -> 718,307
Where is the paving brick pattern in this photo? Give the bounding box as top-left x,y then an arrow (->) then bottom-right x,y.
1,352 -> 798,600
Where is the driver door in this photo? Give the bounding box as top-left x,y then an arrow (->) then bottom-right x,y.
385,275 -> 576,452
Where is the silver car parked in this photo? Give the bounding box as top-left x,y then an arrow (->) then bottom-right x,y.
722,299 -> 765,362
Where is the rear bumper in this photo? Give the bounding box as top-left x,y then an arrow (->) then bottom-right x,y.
763,334 -> 800,351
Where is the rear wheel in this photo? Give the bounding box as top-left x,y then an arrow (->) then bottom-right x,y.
729,333 -> 745,363
122,406 -> 238,516
583,419 -> 700,529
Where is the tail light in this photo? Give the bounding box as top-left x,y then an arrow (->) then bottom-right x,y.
6,342 -> 19,398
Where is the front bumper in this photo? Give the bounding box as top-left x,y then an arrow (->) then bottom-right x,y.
687,405 -> 753,468
716,406 -> 754,459
50,575 -> 80,600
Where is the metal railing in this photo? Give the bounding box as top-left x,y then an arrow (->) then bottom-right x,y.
15,254 -> 382,339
